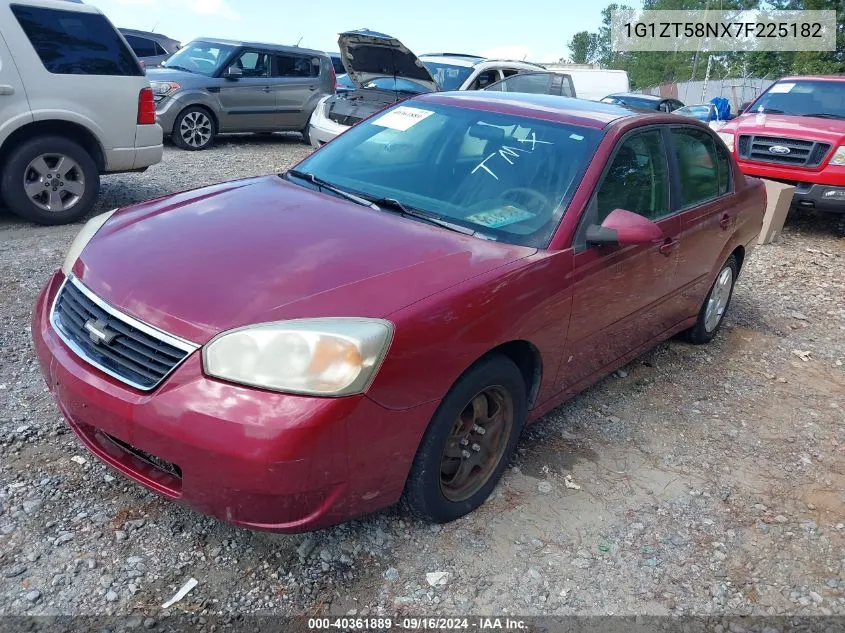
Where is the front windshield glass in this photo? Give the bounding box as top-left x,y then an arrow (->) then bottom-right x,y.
162,40 -> 236,76
292,101 -> 602,247
362,77 -> 431,93
422,62 -> 473,90
750,80 -> 845,119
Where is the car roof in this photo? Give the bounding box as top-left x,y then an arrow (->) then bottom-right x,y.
184,37 -> 326,57
607,92 -> 667,102
412,91 -> 639,129
119,28 -> 179,43
776,75 -> 845,82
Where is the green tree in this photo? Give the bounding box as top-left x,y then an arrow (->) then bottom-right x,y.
568,31 -> 599,64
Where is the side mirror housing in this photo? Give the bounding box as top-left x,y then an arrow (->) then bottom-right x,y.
224,65 -> 243,80
586,208 -> 665,247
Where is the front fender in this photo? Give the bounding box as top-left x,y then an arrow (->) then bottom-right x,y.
157,91 -> 220,134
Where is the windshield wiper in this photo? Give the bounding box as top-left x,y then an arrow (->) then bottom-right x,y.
756,107 -> 784,114
164,64 -> 196,74
285,169 -> 379,208
802,112 -> 845,120
366,197 -> 477,236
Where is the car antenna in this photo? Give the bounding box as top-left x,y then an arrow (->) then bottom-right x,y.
295,36 -> 303,47
150,21 -> 158,33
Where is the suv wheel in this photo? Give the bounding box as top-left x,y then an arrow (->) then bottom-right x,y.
1,136 -> 99,225
173,107 -> 215,150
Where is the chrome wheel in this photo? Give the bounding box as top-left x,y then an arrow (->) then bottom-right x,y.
440,386 -> 514,503
704,266 -> 734,333
23,154 -> 85,213
179,111 -> 212,148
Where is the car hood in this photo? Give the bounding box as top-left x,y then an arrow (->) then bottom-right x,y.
722,113 -> 845,144
73,176 -> 534,344
145,67 -> 208,87
338,29 -> 439,92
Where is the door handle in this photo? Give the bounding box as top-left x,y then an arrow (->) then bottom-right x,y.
261,86 -> 272,93
308,85 -> 317,91
0,85 -> 14,96
659,238 -> 680,257
719,213 -> 733,230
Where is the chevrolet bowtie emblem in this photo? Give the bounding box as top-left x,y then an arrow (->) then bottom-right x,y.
84,319 -> 117,346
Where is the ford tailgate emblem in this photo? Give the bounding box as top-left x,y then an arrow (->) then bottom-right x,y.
769,145 -> 791,154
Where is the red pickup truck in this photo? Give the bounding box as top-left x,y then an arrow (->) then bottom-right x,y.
716,76 -> 845,237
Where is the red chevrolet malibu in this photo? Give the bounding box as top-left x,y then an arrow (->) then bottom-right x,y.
32,92 -> 765,532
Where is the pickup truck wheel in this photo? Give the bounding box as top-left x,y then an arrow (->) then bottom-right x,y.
684,254 -> 738,345
402,355 -> 526,524
1,136 -> 99,225
173,107 -> 215,151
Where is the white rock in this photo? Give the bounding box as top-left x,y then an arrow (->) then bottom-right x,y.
70,456 -> 87,466
426,571 -> 451,587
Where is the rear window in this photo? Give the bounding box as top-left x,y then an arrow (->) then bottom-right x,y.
11,5 -> 142,76
124,34 -> 157,58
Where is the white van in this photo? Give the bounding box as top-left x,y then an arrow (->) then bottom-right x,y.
0,0 -> 163,225
545,67 -> 630,102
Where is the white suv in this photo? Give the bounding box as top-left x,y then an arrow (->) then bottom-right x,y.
308,31 -> 548,148
0,0 -> 163,225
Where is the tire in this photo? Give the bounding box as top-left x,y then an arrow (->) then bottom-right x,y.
684,254 -> 739,345
835,214 -> 845,238
0,136 -> 99,226
172,106 -> 216,151
301,124 -> 311,146
402,355 -> 527,524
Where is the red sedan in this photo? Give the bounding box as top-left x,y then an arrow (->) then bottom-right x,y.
32,92 -> 766,532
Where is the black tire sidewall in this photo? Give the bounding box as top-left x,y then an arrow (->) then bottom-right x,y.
1,136 -> 99,226
403,355 -> 527,524
687,255 -> 738,345
172,106 -> 215,151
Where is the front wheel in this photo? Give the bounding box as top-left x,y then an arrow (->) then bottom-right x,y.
684,254 -> 738,345
172,107 -> 215,151
402,355 -> 526,524
0,136 -> 99,225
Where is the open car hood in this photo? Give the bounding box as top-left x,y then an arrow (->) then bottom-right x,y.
338,29 -> 439,92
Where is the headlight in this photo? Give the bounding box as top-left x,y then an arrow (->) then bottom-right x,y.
830,145 -> 845,166
203,318 -> 394,396
61,209 -> 117,275
149,81 -> 181,97
717,132 -> 735,152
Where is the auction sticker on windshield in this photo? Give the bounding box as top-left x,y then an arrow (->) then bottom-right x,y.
372,106 -> 435,131
467,205 -> 535,229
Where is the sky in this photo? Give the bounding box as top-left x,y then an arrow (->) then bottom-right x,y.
90,0 -> 623,63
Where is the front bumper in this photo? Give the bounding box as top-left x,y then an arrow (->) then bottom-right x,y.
32,272 -> 436,532
792,183 -> 845,213
308,100 -> 349,148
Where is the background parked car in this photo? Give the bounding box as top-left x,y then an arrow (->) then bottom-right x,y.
0,0 -> 163,225
119,28 -> 180,68
148,39 -> 334,150
601,93 -> 685,113
307,30 -> 547,147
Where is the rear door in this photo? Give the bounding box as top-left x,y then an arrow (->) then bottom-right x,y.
216,49 -> 277,131
559,128 -> 682,389
669,125 -> 736,317
273,52 -> 322,130
0,26 -> 31,143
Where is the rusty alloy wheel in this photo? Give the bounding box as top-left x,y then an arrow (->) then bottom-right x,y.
439,386 -> 514,503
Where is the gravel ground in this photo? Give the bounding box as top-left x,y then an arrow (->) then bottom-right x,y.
0,134 -> 843,619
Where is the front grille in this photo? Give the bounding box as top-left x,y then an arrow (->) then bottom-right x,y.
51,277 -> 198,391
738,134 -> 831,167
327,111 -> 362,126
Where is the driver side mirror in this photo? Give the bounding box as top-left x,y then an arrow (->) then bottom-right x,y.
224,65 -> 243,80
586,208 -> 665,247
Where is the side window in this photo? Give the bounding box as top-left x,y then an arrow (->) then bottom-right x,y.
469,69 -> 500,90
672,127 -> 731,208
501,68 -> 520,78
275,54 -> 319,78
124,35 -> 157,58
11,5 -> 141,76
235,51 -> 270,78
154,41 -> 169,56
595,130 -> 670,223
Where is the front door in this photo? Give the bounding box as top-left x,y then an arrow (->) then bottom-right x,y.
216,50 -> 277,132
0,29 -> 30,131
558,128 -> 682,390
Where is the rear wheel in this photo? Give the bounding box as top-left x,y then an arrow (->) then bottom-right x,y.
172,106 -> 215,150
684,254 -> 738,345
1,136 -> 99,225
402,355 -> 526,523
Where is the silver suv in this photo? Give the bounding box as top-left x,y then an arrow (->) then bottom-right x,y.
0,0 -> 163,225
148,39 -> 335,151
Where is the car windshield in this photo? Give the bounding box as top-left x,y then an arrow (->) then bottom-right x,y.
676,105 -> 711,119
749,80 -> 845,119
162,40 -> 235,76
422,62 -> 473,90
362,77 -> 431,93
603,95 -> 659,110
290,101 -> 602,247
